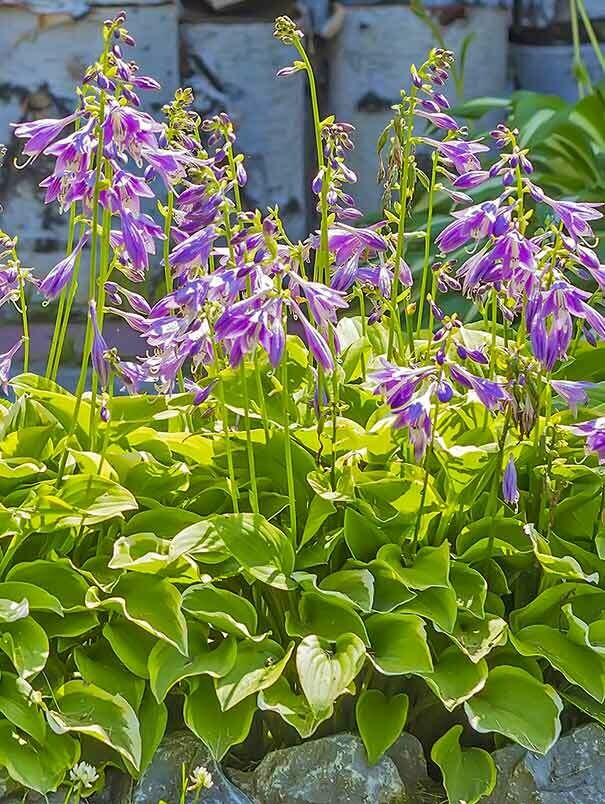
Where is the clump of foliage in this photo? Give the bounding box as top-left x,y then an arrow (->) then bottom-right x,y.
2,12 -> 605,804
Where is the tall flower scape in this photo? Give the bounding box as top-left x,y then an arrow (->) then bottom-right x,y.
1,13 -> 605,803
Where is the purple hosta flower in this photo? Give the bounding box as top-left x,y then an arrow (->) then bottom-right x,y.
570,418 -> 605,463
103,170 -> 154,214
104,281 -> 151,316
0,339 -> 22,393
169,225 -> 217,278
141,147 -> 193,188
569,242 -> 605,292
502,455 -> 519,512
453,171 -> 491,190
551,380 -> 592,415
89,300 -> 110,390
293,305 -> 335,373
39,234 -> 88,301
371,361 -> 436,410
458,228 -> 537,296
0,265 -> 19,308
327,224 -> 387,265
184,378 -> 216,406
215,295 -> 285,368
12,112 -> 79,158
118,207 -> 164,273
456,344 -> 488,365
527,282 -> 605,370
449,364 -> 509,412
424,138 -> 489,175
293,276 -> 348,326
117,360 -> 150,393
102,99 -> 163,164
395,390 -> 433,461
356,259 -> 400,297
543,197 -> 603,242
145,347 -> 188,395
436,201 -> 502,253
415,100 -> 459,131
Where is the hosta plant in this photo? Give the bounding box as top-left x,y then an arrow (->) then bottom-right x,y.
2,12 -> 605,804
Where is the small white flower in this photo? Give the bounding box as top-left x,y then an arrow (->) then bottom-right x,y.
69,762 -> 99,789
188,765 -> 214,792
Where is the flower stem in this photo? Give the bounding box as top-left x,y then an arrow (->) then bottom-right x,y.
416,151 -> 437,336
411,398 -> 440,554
163,190 -> 174,294
240,361 -> 259,513
16,256 -> 29,374
282,349 -> 297,544
388,91 -> 417,361
46,202 -> 77,377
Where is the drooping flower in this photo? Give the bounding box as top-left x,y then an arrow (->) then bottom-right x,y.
543,197 -> 603,242
424,138 -> 490,175
12,112 -> 79,158
569,418 -> 605,463
184,378 -> 216,406
0,339 -> 22,393
502,455 -> 519,512
436,201 -> 501,253
551,380 -> 592,415
327,224 -> 387,265
38,234 -> 88,300
89,300 -> 110,390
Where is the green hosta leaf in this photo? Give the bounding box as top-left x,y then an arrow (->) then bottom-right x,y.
511,613 -> 605,703
362,560 -> 416,613
86,574 -> 188,656
296,633 -> 366,715
423,646 -> 488,711
450,563 -> 487,619
444,613 -> 508,663
561,685 -> 605,726
181,584 -> 263,640
109,533 -> 195,577
74,641 -> 146,711
215,638 -> 294,710
104,621 -> 157,679
356,690 -> 409,765
0,582 -> 63,616
184,675 -> 255,761
48,680 -> 142,770
29,474 -> 137,528
258,677 -> 332,739
7,559 -> 89,611
123,507 -> 201,539
432,725 -> 496,804
136,686 -> 168,775
0,616 -> 49,678
366,613 -> 433,676
212,513 -> 295,589
169,520 -> 230,564
149,627 -> 237,703
0,597 -> 28,623
526,525 -> 599,582
301,495 -> 336,548
464,666 -> 563,754
456,518 -> 532,563
0,673 -> 47,743
398,586 -> 458,633
319,569 -> 375,612
296,591 -> 369,644
0,722 -> 78,794
377,543 -> 450,590
344,507 -> 388,561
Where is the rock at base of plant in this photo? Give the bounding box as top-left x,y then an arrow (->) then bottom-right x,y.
131,731 -> 253,804
386,734 -> 435,804
484,723 -> 605,804
251,733 -> 408,803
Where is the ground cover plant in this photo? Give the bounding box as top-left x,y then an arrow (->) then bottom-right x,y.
2,11 -> 605,804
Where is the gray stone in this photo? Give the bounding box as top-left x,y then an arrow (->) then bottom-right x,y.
386,734 -> 433,804
131,730 -> 252,804
251,733 -> 407,804
485,723 -> 605,804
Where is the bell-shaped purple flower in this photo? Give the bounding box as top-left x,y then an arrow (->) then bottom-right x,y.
502,455 -> 519,512
13,112 -> 79,158
570,418 -> 605,463
551,380 -> 592,416
327,224 -> 387,265
39,234 -> 88,301
89,300 -> 110,390
0,339 -> 22,393
544,197 -> 603,242
184,378 -> 216,406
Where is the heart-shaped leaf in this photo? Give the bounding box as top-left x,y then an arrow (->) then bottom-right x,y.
356,690 -> 409,765
366,613 -> 433,676
296,633 -> 366,715
184,675 -> 255,760
215,639 -> 294,710
432,725 -> 496,804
